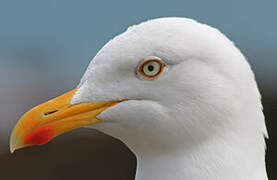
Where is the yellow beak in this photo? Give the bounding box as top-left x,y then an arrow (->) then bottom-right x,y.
10,88 -> 120,153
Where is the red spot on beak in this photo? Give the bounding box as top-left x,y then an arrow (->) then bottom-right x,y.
24,125 -> 54,145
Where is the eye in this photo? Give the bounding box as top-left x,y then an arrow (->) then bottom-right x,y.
137,57 -> 165,79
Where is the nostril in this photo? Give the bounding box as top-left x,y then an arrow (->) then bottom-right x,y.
44,110 -> 58,116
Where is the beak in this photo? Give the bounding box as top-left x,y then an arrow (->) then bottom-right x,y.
10,88 -> 121,153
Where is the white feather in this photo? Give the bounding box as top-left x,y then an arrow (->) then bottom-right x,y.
71,17 -> 268,180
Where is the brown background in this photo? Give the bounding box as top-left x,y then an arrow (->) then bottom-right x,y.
0,80 -> 275,180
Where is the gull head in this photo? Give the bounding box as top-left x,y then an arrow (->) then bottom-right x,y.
70,17 -> 266,152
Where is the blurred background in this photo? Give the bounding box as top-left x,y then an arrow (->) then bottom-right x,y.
0,0 -> 276,179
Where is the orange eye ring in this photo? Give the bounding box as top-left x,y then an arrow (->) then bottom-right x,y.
138,58 -> 165,79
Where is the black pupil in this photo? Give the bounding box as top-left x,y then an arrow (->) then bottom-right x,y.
148,65 -> 154,71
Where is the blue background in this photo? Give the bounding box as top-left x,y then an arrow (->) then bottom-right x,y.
0,0 -> 276,87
